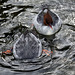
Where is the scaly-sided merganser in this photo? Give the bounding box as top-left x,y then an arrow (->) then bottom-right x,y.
13,31 -> 42,59
33,8 -> 62,35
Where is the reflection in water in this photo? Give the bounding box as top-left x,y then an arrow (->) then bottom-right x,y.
0,0 -> 75,75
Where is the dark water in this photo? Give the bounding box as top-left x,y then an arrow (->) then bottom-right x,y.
0,0 -> 75,75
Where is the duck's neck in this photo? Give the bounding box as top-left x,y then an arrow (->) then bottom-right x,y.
43,11 -> 53,29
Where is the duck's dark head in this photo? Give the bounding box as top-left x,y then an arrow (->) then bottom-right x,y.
43,8 -> 49,13
43,8 -> 48,14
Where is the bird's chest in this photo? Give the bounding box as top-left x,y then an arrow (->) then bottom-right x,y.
44,14 -> 52,25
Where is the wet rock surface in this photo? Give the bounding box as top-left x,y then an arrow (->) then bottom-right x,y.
0,0 -> 75,75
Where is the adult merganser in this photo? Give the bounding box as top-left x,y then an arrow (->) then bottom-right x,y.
13,31 -> 42,59
33,8 -> 62,35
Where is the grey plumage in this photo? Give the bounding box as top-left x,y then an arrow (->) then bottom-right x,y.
13,32 -> 42,59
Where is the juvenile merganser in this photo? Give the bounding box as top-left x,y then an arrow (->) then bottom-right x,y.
13,31 -> 42,59
33,8 -> 62,35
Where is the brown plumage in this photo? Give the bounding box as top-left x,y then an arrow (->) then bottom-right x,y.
43,11 -> 53,28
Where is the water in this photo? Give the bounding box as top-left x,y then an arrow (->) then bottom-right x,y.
0,0 -> 75,75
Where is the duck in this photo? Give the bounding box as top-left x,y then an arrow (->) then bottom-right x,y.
33,8 -> 62,35
13,30 -> 42,59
